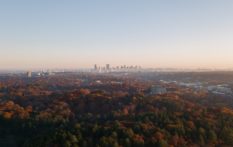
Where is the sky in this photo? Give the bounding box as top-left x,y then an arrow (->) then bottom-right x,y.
1,0 -> 233,70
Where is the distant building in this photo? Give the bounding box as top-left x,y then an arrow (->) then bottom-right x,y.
47,70 -> 54,76
91,64 -> 142,73
106,64 -> 110,70
94,64 -> 98,70
150,85 -> 167,95
207,85 -> 232,95
36,72 -> 41,77
27,71 -> 32,78
95,80 -> 102,84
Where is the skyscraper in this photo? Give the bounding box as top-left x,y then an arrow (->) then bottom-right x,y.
27,71 -> 32,78
106,64 -> 110,70
94,64 -> 98,70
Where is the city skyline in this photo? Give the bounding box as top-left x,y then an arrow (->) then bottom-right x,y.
1,1 -> 233,70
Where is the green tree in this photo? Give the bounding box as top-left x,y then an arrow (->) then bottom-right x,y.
208,130 -> 217,143
157,139 -> 168,147
221,127 -> 233,145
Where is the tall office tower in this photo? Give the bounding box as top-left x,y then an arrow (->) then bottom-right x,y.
94,64 -> 98,70
106,64 -> 110,70
27,71 -> 32,78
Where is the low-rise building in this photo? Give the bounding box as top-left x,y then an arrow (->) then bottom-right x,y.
150,85 -> 167,95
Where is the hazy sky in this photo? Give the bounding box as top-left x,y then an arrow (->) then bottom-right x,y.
1,0 -> 233,70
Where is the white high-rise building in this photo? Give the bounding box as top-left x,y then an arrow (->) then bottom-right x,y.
27,71 -> 32,78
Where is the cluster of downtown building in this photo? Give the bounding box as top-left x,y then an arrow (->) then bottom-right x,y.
26,70 -> 55,78
93,64 -> 142,73
25,64 -> 143,78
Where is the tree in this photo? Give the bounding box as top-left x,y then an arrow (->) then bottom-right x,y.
221,127 -> 233,145
208,130 -> 217,143
123,138 -> 131,147
157,139 -> 168,147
